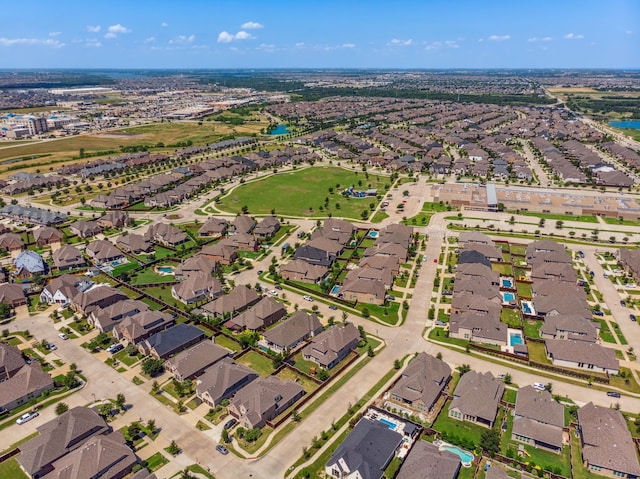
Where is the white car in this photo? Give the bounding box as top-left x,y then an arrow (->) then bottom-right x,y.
58,333 -> 68,340
16,411 -> 38,425
269,290 -> 278,296
303,295 -> 314,302
533,382 -> 546,391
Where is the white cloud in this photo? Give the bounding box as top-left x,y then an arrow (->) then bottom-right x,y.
234,31 -> 254,40
389,38 -> 413,46
445,40 -> 459,48
104,32 -> 117,39
85,40 -> 101,48
488,35 -> 510,41
0,37 -> 64,48
295,42 -> 305,48
144,36 -> 156,44
258,43 -> 275,52
217,31 -> 234,43
169,34 -> 195,44
49,32 -> 61,37
342,43 -> 355,48
161,22 -> 169,27
626,30 -> 633,35
108,24 -> 131,34
564,33 -> 584,40
528,37 -> 552,42
425,41 -> 442,51
86,25 -> 101,33
241,21 -> 263,29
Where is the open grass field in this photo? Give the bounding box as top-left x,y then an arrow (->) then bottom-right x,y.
0,458 -> 28,479
216,166 -> 391,219
0,119 -> 267,179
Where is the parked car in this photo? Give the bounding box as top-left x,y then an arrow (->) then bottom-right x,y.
224,418 -> 237,429
303,295 -> 314,302
275,285 -> 283,290
630,314 -> 637,322
497,374 -> 506,380
593,310 -> 604,317
269,290 -> 278,297
329,305 -> 338,310
578,251 -> 585,258
107,343 -> 124,354
47,343 -> 57,351
16,411 -> 38,425
216,444 -> 229,455
620,300 -> 627,307
533,382 -> 546,391
603,273 -> 609,279
607,391 -> 621,398
58,333 -> 68,340
433,258 -> 438,263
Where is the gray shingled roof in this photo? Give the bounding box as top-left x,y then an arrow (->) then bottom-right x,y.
396,440 -> 461,479
450,371 -> 504,423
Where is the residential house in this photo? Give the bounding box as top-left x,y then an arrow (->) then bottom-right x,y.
17,406 -> 109,479
449,371 -> 504,428
14,250 -> 46,280
344,266 -> 393,290
396,440 -> 461,479
52,245 -> 86,270
359,254 -> 400,275
166,341 -> 230,381
456,263 -> 500,285
459,231 -> 495,246
200,241 -> 238,265
389,352 -> 452,415
40,431 -> 137,479
114,310 -> 176,344
85,240 -> 125,265
449,310 -> 508,346
512,385 -> 564,453
464,243 -> 503,262
539,314 -> 599,342
145,223 -> 188,247
340,277 -> 386,305
69,220 -> 102,238
532,295 -> 591,320
531,263 -> 577,283
0,363 -> 53,413
139,323 -> 205,359
174,255 -> 218,280
33,227 -> 62,247
97,210 -> 129,229
254,216 -> 281,239
545,340 -> 619,374
89,299 -> 150,333
616,248 -> 640,280
259,310 -> 323,354
71,285 -> 128,316
116,233 -> 153,254
231,215 -> 256,235
39,274 -> 92,305
198,218 -> 228,238
225,296 -> 287,332
226,232 -> 257,251
0,342 -> 25,380
302,323 -> 360,370
577,402 -> 640,478
458,250 -> 491,269
0,232 -> 24,253
196,359 -> 259,408
228,376 -> 305,429
0,282 -> 27,307
363,242 -> 409,263
325,418 -> 403,479
172,272 -> 223,305
280,259 -> 328,284
201,286 -> 261,319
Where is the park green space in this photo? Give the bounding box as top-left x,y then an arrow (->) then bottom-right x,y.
216,166 -> 390,219
512,211 -> 598,223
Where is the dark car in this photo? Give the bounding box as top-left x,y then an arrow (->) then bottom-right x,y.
621,300 -> 627,307
607,391 -> 621,398
216,444 -> 229,455
223,418 -> 237,429
329,305 -> 338,310
593,310 -> 604,317
275,285 -> 283,290
631,314 -> 637,322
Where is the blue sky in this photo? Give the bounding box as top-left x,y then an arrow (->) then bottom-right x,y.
1,0 -> 638,69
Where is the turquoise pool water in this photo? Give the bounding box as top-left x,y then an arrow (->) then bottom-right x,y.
510,333 -> 524,346
522,303 -> 532,314
269,125 -> 290,135
379,418 -> 396,430
330,285 -> 340,295
501,278 -> 513,288
368,231 -> 378,238
502,292 -> 515,302
158,266 -> 175,274
441,445 -> 474,464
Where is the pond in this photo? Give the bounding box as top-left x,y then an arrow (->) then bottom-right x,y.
268,125 -> 290,135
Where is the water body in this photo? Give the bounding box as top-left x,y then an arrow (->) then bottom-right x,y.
609,120 -> 640,130
268,125 -> 290,135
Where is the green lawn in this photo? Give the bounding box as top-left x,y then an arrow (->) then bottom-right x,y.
143,286 -> 178,306
516,282 -> 532,298
214,334 -> 242,352
216,166 -> 390,219
491,263 -> 513,276
509,244 -> 527,256
523,319 -> 542,339
514,211 -> 598,223
528,341 -> 551,364
0,458 -> 28,479
111,261 -> 139,276
131,266 -> 172,285
599,320 -> 616,343
276,367 -> 320,393
611,322 -> 628,345
146,451 -> 169,472
237,350 -> 275,376
500,308 -> 522,328
432,400 -> 488,447
371,211 -> 389,223
602,217 -> 640,226
428,327 -> 469,348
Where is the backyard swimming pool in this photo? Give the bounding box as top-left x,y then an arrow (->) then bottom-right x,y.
157,266 -> 175,275
521,301 -> 535,315
440,444 -> 474,466
501,292 -> 515,303
501,277 -> 513,289
509,332 -> 524,347
368,231 -> 379,238
379,418 -> 396,430
330,285 -> 340,295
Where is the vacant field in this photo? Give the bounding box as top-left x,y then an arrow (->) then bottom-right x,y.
217,166 -> 390,219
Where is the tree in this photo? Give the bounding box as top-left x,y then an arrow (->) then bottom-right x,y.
167,440 -> 180,455
457,364 -> 471,376
55,402 -> 69,416
221,427 -> 230,443
504,373 -> 512,385
436,352 -> 443,360
291,409 -> 301,422
141,358 -> 164,377
147,418 -> 156,433
316,368 -> 329,381
545,382 -> 553,393
151,380 -> 160,394
127,423 -> 141,439
98,403 -> 113,418
244,428 -> 262,443
115,393 -> 126,411
480,428 -> 501,456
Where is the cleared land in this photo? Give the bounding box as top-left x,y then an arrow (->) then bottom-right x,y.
216,166 -> 391,219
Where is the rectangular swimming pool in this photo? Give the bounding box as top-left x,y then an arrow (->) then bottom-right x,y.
379,418 -> 396,430
501,278 -> 513,288
501,292 -> 515,302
